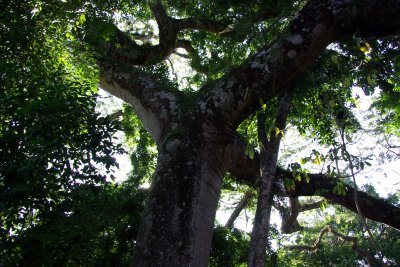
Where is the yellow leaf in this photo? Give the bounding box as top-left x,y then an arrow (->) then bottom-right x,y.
359,42 -> 371,53
355,99 -> 361,108
312,156 -> 321,165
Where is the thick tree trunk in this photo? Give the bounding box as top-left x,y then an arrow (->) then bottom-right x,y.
131,124 -> 226,266
96,1 -> 400,265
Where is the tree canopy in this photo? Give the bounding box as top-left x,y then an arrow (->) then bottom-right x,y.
1,0 -> 400,266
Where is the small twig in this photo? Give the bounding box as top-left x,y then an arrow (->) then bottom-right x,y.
108,110 -> 123,121
167,58 -> 179,83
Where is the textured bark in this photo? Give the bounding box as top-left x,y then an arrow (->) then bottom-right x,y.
248,96 -> 290,267
199,0 -> 400,127
132,122 -> 226,266
99,60 -> 180,142
274,197 -> 304,234
272,197 -> 323,234
95,0 -> 400,265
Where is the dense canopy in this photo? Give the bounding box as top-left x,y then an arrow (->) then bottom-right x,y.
1,0 -> 400,266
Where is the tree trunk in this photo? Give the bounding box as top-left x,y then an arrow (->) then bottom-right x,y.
95,1 -> 400,265
131,123 -> 226,266
248,96 -> 290,267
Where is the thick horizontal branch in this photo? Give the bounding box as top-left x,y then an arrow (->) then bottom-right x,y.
284,170 -> 400,231
300,200 -> 324,212
224,133 -> 400,231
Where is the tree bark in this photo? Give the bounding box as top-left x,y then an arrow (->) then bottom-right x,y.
132,122 -> 227,266
95,0 -> 400,265
225,191 -> 254,229
248,96 -> 290,267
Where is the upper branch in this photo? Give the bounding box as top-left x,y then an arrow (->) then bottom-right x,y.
175,17 -> 228,33
95,0 -> 282,67
198,0 -> 400,127
103,0 -> 178,65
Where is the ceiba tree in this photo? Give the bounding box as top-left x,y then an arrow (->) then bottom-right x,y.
5,0 -> 400,265
92,0 -> 400,265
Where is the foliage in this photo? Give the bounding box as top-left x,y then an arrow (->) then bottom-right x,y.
1,0 -> 400,266
209,226 -> 250,267
122,105 -> 157,185
2,183 -> 146,266
0,1 -> 125,265
277,198 -> 400,266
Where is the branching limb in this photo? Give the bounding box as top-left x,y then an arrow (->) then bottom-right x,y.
273,197 -> 322,234
99,60 -> 180,142
224,134 -> 400,231
274,197 -> 303,234
287,225 -> 381,267
98,0 -> 278,67
225,190 -> 255,229
200,0 -> 400,128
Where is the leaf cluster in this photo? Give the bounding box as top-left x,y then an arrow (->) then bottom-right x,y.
1,1 -> 126,264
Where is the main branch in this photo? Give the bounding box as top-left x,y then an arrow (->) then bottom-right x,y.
99,60 -> 179,142
200,0 -> 400,127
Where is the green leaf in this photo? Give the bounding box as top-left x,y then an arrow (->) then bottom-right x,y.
304,173 -> 310,183
312,155 -> 321,165
343,76 -> 351,87
367,75 -> 376,86
331,54 -> 339,66
248,146 -> 254,160
79,14 -> 86,25
284,178 -> 295,191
